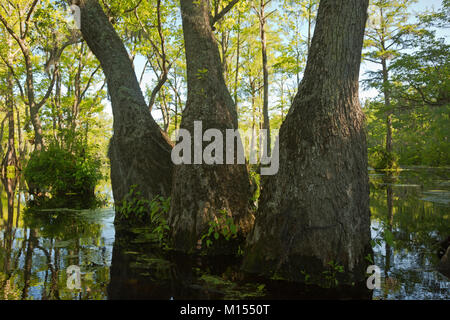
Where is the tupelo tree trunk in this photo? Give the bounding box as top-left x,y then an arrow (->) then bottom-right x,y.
168,0 -> 253,254
79,0 -> 173,219
243,0 -> 372,284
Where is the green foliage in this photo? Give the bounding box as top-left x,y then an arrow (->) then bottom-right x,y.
197,272 -> 266,299
383,228 -> 395,247
24,143 -> 103,200
363,0 -> 449,168
364,26 -> 450,169
300,269 -> 311,284
0,1 -> 112,204
201,209 -> 239,249
322,261 -> 345,288
22,207 -> 104,242
196,68 -> 208,80
370,172 -> 450,254
6,165 -> 16,179
366,102 -> 450,167
117,186 -> 171,248
371,222 -> 396,249
365,253 -> 374,264
370,145 -> 399,170
249,169 -> 260,204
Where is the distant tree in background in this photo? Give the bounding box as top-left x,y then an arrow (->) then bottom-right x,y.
364,0 -> 449,167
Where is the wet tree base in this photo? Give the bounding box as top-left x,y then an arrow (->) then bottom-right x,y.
108,229 -> 373,300
243,243 -> 374,288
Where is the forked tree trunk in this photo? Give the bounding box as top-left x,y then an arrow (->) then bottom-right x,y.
79,0 -> 173,218
243,0 -> 372,284
168,0 -> 253,254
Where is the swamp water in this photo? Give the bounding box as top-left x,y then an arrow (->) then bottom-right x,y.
0,168 -> 449,300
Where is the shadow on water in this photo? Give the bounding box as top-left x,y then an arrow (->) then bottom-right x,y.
107,228 -> 371,300
0,167 -> 449,299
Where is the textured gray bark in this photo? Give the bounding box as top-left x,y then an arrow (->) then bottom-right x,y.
168,0 -> 253,254
243,0 -> 372,284
79,0 -> 173,217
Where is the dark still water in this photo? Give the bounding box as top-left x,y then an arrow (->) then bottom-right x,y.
0,168 -> 449,300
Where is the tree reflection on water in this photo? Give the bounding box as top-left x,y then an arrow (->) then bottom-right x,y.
0,168 -> 449,300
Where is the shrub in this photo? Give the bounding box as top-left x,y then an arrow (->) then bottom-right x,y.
200,209 -> 239,249
369,146 -> 399,170
24,143 -> 103,199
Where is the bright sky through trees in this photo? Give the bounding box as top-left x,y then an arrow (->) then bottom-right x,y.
96,0 -> 448,125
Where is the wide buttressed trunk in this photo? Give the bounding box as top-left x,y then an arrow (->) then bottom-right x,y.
168,0 -> 253,254
243,0 -> 372,284
79,0 -> 173,221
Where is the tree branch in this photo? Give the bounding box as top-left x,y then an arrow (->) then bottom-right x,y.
363,56 -> 382,65
123,0 -> 143,13
22,0 -> 39,39
211,0 -> 240,27
36,69 -> 58,109
0,53 -> 26,103
80,64 -> 102,101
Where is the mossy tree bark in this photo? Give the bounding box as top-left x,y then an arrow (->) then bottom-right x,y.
78,0 -> 173,219
168,0 -> 253,254
243,0 -> 372,284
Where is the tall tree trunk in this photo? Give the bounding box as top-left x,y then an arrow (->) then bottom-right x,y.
168,0 -> 253,254
71,44 -> 84,138
79,0 -> 173,218
307,0 -> 313,54
259,0 -> 271,156
243,0 -> 372,285
382,58 -> 393,158
2,39 -> 18,225
0,55 -> 17,290
379,7 -> 394,168
220,29 -> 229,83
234,11 -> 241,118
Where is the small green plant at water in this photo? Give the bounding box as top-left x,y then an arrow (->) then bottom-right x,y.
371,224 -> 395,248
149,196 -> 171,247
117,185 -> 171,248
201,209 -> 239,248
118,186 -> 146,219
270,272 -> 286,281
300,270 -> 311,284
322,261 -> 344,287
365,253 -> 374,264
